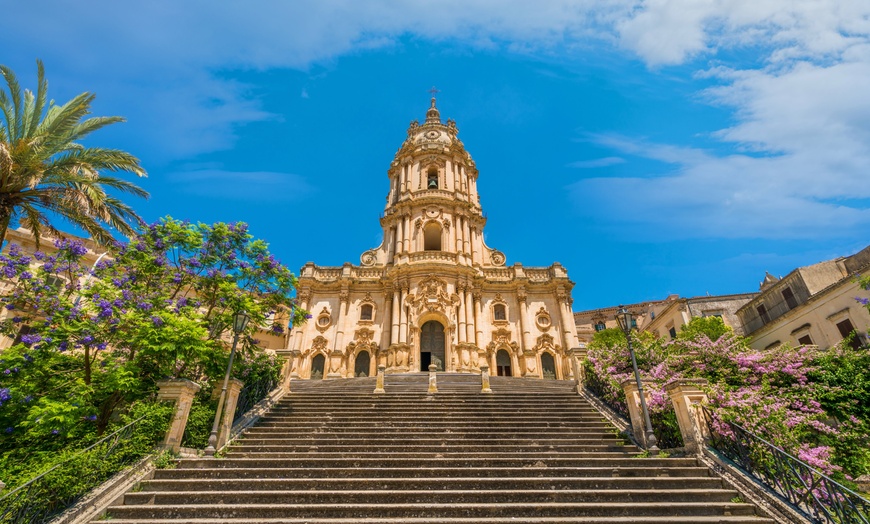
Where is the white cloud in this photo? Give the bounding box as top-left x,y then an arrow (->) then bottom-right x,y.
168,170 -> 313,201
567,156 -> 626,168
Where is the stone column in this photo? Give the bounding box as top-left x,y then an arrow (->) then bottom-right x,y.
453,216 -> 462,253
396,217 -> 404,253
665,379 -> 711,453
382,289 -> 393,348
557,288 -> 575,350
398,286 -> 408,344
403,215 -> 411,253
333,290 -> 349,353
464,289 -> 475,344
391,289 -> 400,344
621,379 -> 649,447
156,379 -> 202,453
517,289 -> 532,352
463,219 -> 470,255
292,291 -> 310,351
473,292 -> 483,347
470,227 -> 479,265
211,378 -> 244,450
457,285 -> 467,344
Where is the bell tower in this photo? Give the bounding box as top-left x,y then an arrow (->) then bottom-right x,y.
359,97 -> 505,269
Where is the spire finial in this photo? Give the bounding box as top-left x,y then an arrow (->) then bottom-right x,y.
425,87 -> 441,124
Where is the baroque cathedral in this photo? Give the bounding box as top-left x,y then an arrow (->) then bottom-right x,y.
283,99 -> 580,379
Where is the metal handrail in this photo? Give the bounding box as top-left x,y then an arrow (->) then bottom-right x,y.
0,416 -> 146,524
702,406 -> 870,524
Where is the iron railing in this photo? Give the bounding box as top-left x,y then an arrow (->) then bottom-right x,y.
0,416 -> 147,524
583,367 -> 629,419
702,406 -> 870,524
233,374 -> 278,424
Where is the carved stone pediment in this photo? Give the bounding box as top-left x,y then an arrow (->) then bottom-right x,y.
405,276 -> 460,315
487,327 -> 519,354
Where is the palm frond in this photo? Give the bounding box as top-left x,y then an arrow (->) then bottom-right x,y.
0,64 -> 23,140
27,60 -> 48,138
68,116 -> 125,142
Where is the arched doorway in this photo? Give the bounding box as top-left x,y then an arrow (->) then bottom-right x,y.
354,351 -> 371,377
496,349 -> 512,376
311,354 -> 326,380
541,352 -> 556,379
420,320 -> 445,371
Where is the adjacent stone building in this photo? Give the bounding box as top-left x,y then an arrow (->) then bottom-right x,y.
283,99 -> 580,380
737,245 -> 870,350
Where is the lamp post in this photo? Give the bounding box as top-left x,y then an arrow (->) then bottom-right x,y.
616,306 -> 659,455
204,310 -> 250,457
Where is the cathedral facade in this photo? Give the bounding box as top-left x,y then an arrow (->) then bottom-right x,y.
283,99 -> 579,379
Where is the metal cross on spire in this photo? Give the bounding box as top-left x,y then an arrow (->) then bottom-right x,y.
429,86 -> 440,98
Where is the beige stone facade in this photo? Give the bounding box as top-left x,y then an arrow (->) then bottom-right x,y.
737,245 -> 870,350
284,99 -> 580,380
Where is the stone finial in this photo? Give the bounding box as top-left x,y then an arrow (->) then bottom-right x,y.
374,365 -> 386,394
428,364 -> 438,394
664,378 -> 710,453
156,379 -> 202,453
480,365 -> 492,394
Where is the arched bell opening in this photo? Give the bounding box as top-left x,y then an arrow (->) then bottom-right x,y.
423,222 -> 442,251
541,352 -> 557,380
354,350 -> 371,377
310,354 -> 326,380
495,349 -> 512,377
419,320 -> 445,371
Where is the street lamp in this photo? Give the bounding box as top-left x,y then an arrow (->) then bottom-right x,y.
616,306 -> 659,455
204,310 -> 250,457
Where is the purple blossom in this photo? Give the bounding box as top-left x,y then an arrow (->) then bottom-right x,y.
20,333 -> 41,346
19,271 -> 32,280
0,388 -> 10,406
856,297 -> 870,306
81,335 -> 94,345
151,316 -> 164,327
51,429 -> 59,435
58,341 -> 68,352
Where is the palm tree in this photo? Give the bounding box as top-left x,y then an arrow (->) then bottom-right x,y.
0,60 -> 148,250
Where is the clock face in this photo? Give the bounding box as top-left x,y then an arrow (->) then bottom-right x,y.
425,130 -> 440,140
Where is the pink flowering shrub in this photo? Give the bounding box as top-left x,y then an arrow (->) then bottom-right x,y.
585,317 -> 870,481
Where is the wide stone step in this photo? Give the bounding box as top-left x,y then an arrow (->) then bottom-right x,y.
227,444 -> 637,454
104,501 -> 759,519
176,457 -> 695,469
95,518 -> 774,524
152,466 -> 710,480
139,476 -> 729,492
123,488 -> 741,505
230,451 -> 643,459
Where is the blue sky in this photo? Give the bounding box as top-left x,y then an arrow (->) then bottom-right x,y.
2,1 -> 869,310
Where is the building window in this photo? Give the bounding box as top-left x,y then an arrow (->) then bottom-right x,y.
427,167 -> 438,189
668,326 -> 677,339
594,322 -> 605,332
836,318 -> 862,350
797,334 -> 813,346
630,318 -> 637,329
493,304 -> 506,321
757,304 -> 771,324
765,341 -> 781,350
782,287 -> 798,310
423,222 -> 442,251
360,304 -> 373,321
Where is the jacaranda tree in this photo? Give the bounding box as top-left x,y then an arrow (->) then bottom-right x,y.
0,217 -> 306,454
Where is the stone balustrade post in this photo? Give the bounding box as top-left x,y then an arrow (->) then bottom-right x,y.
428,364 -> 438,394
480,365 -> 492,394
156,379 -> 202,453
620,379 -> 647,446
664,379 -> 711,453
210,378 -> 244,451
373,365 -> 386,394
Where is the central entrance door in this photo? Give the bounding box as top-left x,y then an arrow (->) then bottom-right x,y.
496,349 -> 512,376
420,320 -> 445,371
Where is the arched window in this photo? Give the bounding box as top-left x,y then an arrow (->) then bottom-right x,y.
360,304 -> 373,321
423,222 -> 441,251
427,166 -> 438,189
493,304 -> 506,321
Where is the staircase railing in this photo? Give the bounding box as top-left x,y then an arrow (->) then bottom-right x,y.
0,416 -> 147,524
232,374 -> 278,424
701,406 -> 870,524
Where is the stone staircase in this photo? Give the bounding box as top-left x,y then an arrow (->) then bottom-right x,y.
99,373 -> 774,523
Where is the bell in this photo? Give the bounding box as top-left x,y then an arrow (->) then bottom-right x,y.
428,178 -> 438,189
